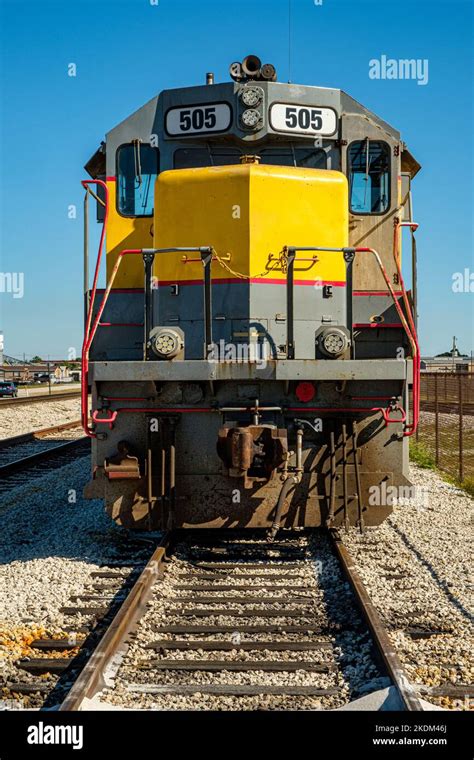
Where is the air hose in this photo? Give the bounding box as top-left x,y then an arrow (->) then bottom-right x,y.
267,427 -> 304,541
267,475 -> 298,542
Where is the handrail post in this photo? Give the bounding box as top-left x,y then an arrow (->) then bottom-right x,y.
343,247 -> 355,358
286,247 -> 296,359
411,228 -> 418,331
201,247 -> 213,358
83,189 -> 89,328
142,250 -> 156,360
459,373 -> 463,482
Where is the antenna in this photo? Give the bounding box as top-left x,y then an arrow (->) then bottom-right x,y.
288,0 -> 292,83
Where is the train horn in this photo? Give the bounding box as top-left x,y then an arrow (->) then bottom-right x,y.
261,62 -> 277,81
241,55 -> 262,79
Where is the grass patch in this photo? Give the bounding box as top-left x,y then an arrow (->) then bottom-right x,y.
410,441 -> 474,498
409,441 -> 436,469
445,475 -> 474,498
460,477 -> 474,497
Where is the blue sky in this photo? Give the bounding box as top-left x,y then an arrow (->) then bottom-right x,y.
0,0 -> 472,359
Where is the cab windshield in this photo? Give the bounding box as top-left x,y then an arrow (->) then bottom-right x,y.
174,145 -> 326,170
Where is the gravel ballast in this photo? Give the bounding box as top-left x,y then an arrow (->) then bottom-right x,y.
0,456 -> 151,703
342,464 -> 473,710
0,443 -> 471,711
0,398 -> 81,439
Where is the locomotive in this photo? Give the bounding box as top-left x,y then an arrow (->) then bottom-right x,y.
82,55 -> 421,534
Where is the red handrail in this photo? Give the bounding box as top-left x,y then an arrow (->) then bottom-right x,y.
392,218 -> 421,436
91,403 -> 406,429
80,177 -> 144,437
82,246 -> 142,436
92,409 -> 118,428
81,180 -> 109,437
355,242 -> 420,437
82,241 -> 212,436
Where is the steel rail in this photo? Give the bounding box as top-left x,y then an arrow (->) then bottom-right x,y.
330,529 -> 424,711
58,532 -> 173,711
0,437 -> 89,478
0,420 -> 83,450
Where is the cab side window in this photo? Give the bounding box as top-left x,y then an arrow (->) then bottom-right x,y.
348,140 -> 390,214
117,143 -> 159,217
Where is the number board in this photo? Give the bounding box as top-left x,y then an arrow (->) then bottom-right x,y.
270,103 -> 337,136
165,103 -> 232,136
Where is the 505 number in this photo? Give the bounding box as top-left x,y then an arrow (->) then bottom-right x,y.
285,106 -> 323,131
166,102 -> 231,136
179,107 -> 217,132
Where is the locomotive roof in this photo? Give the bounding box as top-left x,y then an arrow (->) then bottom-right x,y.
85,79 -> 420,179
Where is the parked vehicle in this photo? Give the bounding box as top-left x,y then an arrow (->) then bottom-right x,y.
0,381 -> 18,398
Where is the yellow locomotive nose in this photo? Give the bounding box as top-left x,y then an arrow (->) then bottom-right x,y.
152,162 -> 348,287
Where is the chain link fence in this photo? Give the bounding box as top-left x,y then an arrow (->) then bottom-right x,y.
415,372 -> 474,482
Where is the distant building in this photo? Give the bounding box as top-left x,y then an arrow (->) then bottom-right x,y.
0,363 -> 46,382
421,337 -> 472,373
421,357 -> 471,372
0,360 -> 81,383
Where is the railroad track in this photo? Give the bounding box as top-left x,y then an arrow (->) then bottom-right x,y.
0,420 -> 84,451
0,391 -> 81,408
4,530 -> 448,712
0,421 -> 89,494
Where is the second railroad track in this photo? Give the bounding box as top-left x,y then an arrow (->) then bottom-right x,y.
0,421 -> 89,493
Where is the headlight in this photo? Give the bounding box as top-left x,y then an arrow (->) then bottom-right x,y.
241,108 -> 260,129
151,328 -> 183,359
241,86 -> 263,107
318,327 -> 349,358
